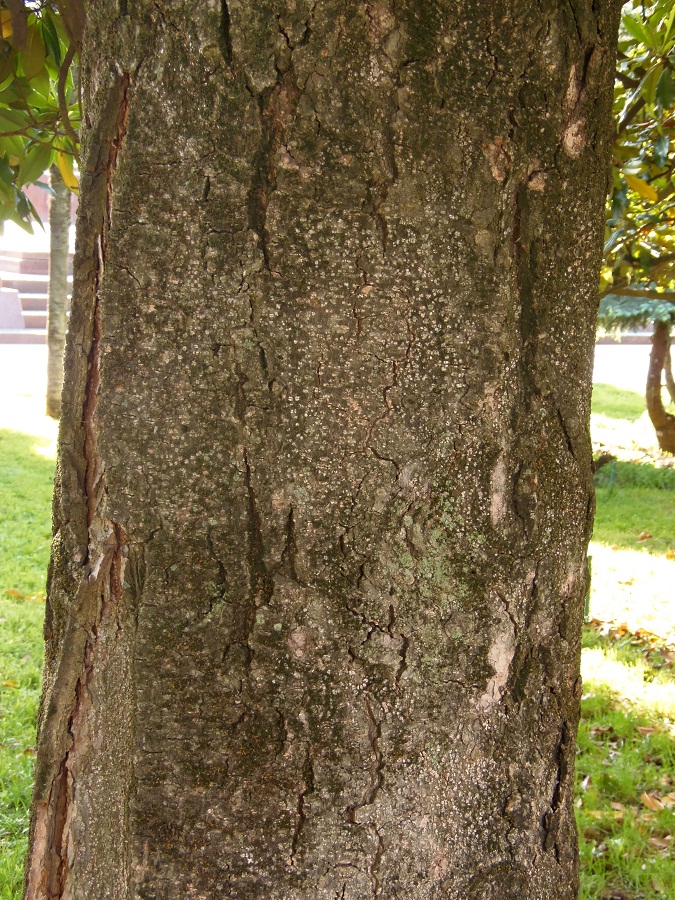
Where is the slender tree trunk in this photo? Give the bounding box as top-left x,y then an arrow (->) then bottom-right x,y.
26,2 -> 620,898
664,325 -> 675,404
45,165 -> 71,420
646,320 -> 675,453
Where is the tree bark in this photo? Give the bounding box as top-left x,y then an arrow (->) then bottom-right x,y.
45,164 -> 71,420
663,325 -> 675,404
646,319 -> 675,453
25,2 -> 621,898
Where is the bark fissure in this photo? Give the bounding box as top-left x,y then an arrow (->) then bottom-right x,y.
219,0 -> 233,66
288,741 -> 315,870
543,721 -> 571,859
247,67 -> 300,270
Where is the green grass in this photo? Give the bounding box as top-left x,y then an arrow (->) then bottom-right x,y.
0,430 -> 53,899
581,376 -> 675,898
592,383 -> 647,422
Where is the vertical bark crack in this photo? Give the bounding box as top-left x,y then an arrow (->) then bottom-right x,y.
288,741 -> 315,870
219,0 -> 233,66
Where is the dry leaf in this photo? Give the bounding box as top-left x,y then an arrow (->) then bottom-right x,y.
665,549 -> 674,560
649,836 -> 670,851
1,679 -> 18,688
641,792 -> 665,812
637,726 -> 656,735
4,589 -> 23,598
637,531 -> 653,542
22,747 -> 36,756
611,802 -> 624,811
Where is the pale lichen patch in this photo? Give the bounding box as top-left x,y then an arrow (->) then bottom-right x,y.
490,454 -> 508,527
563,119 -> 586,158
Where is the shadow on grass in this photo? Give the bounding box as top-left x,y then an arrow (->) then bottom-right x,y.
592,383 -> 646,422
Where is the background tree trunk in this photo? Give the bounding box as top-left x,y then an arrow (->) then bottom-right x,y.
26,2 -> 620,898
646,319 -> 675,453
663,324 -> 675,404
45,164 -> 71,420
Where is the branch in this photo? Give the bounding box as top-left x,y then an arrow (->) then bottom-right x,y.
600,254 -> 675,297
5,0 -> 27,49
54,0 -> 85,51
57,41 -> 79,159
603,287 -> 675,301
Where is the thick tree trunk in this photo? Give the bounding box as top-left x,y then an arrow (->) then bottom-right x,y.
45,164 -> 71,420
26,2 -> 620,898
646,320 -> 675,453
663,326 -> 675,404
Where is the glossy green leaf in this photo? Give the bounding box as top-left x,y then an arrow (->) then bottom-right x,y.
40,13 -> 61,68
655,68 -> 674,111
19,22 -> 46,80
17,141 -> 51,186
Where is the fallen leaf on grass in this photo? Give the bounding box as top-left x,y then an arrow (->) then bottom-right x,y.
4,589 -> 24,598
1,679 -> 17,688
651,879 -> 666,894
666,549 -> 674,560
22,747 -> 36,755
649,836 -> 671,852
637,531 -> 653,542
637,726 -> 656,735
641,792 -> 665,812
588,809 -> 623,820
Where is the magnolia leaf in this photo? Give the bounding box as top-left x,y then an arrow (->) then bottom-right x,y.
656,68 -> 674,110
654,133 -> 670,168
641,791 -> 665,812
0,10 -> 12,40
20,21 -> 47,80
41,13 -> 62,68
56,148 -> 78,192
18,141 -> 52,186
625,172 -> 659,202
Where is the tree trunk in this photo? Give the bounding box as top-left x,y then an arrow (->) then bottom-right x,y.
45,164 -> 71,420
25,2 -> 620,898
663,325 -> 675,404
646,320 -> 675,453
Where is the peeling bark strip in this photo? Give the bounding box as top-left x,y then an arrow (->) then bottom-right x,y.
25,70 -> 135,900
26,2 -> 621,898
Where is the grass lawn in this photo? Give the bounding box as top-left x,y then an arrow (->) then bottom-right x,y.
0,431 -> 53,899
0,367 -> 673,898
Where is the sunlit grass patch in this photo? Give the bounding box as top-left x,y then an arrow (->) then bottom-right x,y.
576,674 -> 675,900
592,383 -> 647,422
0,430 -> 52,898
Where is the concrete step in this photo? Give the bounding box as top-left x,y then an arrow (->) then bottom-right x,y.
0,328 -> 46,344
0,251 -> 73,275
19,294 -> 49,311
23,311 -> 47,329
0,273 -> 73,293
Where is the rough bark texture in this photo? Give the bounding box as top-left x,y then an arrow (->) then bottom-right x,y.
663,325 -> 675,404
646,320 -> 675,453
26,2 -> 621,898
45,165 -> 71,420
